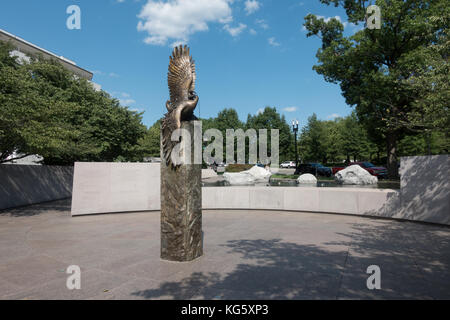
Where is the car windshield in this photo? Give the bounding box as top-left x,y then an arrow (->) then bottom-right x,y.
363,162 -> 375,167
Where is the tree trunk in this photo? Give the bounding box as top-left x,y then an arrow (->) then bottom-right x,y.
425,130 -> 432,155
386,131 -> 399,179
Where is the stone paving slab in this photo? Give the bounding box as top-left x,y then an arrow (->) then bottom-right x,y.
0,199 -> 449,300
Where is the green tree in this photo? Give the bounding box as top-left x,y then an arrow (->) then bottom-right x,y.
339,112 -> 373,162
246,107 -> 294,163
200,108 -> 244,163
137,120 -> 161,159
299,112 -> 378,164
0,40 -> 146,165
214,108 -> 244,134
304,0 -> 448,178
322,118 -> 344,163
299,114 -> 327,163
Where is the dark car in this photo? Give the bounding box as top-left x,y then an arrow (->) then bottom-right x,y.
353,162 -> 388,178
297,163 -> 332,177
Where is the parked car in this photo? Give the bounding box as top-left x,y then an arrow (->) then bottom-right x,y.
215,163 -> 226,173
280,161 -> 296,168
332,161 -> 388,178
354,162 -> 388,178
331,164 -> 346,175
297,163 -> 332,177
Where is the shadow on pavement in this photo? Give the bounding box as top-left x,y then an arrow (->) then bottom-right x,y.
131,220 -> 450,300
0,198 -> 71,217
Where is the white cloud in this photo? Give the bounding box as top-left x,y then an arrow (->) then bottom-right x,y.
256,108 -> 264,115
112,92 -> 136,106
283,107 -> 297,112
170,40 -> 187,48
255,19 -> 269,29
137,0 -> 233,46
120,99 -> 136,106
268,37 -> 280,47
317,15 -> 346,26
244,0 -> 261,15
249,28 -> 257,35
224,23 -> 247,37
327,113 -> 341,119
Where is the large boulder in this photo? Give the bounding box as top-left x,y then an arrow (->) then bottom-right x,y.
246,165 -> 272,180
297,173 -> 317,184
334,165 -> 378,185
223,165 -> 272,185
223,172 -> 256,185
202,169 -> 217,179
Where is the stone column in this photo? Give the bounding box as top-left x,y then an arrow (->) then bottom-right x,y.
160,120 -> 203,261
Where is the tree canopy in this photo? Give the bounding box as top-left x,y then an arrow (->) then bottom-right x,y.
304,0 -> 449,177
0,40 -> 146,165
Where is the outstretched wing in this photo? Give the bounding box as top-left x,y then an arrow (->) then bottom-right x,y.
168,45 -> 196,108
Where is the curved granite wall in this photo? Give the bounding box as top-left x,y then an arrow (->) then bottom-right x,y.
71,155 -> 449,226
0,165 -> 73,210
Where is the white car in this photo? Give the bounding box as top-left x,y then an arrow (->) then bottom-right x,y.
280,161 -> 296,168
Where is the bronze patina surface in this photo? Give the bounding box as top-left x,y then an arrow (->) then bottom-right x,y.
161,45 -> 198,168
160,45 -> 202,262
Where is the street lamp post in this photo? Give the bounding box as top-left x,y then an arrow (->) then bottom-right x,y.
292,120 -> 299,175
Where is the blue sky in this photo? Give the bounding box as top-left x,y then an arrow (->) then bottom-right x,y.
0,0 -> 363,129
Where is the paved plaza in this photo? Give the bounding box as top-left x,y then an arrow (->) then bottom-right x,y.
0,199 -> 449,300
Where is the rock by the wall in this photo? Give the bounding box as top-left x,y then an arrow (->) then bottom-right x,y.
223,172 -> 256,185
223,165 -> 271,185
246,166 -> 272,180
202,169 -> 217,179
297,173 -> 317,184
335,165 -> 378,185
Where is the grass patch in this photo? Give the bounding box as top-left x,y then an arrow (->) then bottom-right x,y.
225,164 -> 254,172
